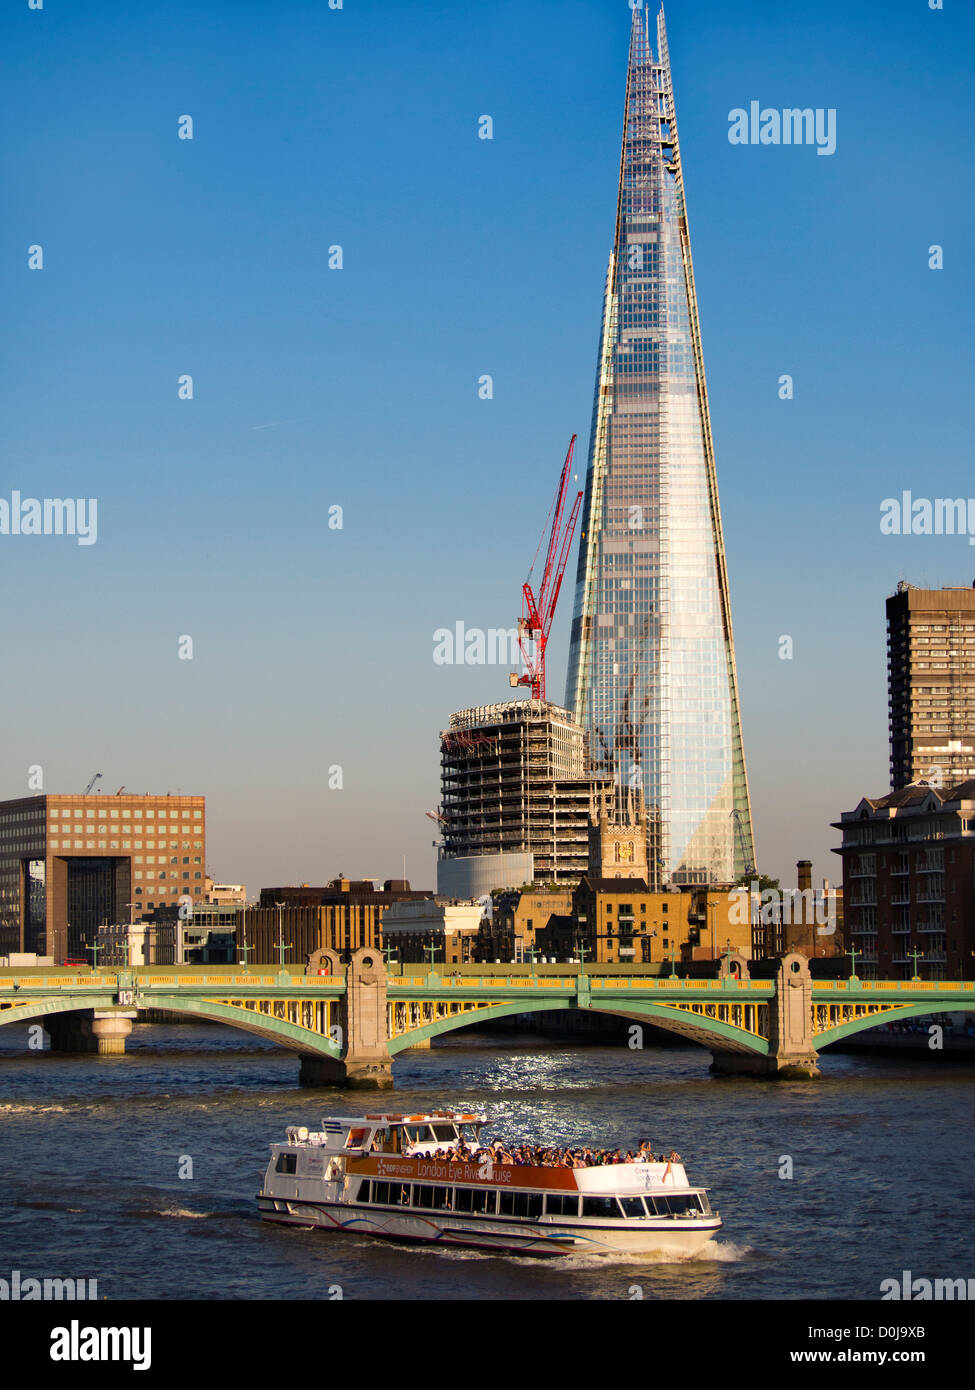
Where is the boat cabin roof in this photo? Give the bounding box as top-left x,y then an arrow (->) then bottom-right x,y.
363,1111 -> 484,1126
276,1112 -> 485,1154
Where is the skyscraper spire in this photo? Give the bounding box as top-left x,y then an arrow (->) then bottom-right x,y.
566,4 -> 755,887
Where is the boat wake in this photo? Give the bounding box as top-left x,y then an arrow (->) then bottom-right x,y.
529,1239 -> 752,1269
695,1238 -> 751,1263
410,1238 -> 751,1269
0,1102 -> 72,1115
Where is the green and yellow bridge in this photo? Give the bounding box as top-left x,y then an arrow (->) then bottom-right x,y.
1,948 -> 973,1087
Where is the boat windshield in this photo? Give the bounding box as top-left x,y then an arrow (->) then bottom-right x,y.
369,1127 -> 402,1153
399,1123 -> 457,1146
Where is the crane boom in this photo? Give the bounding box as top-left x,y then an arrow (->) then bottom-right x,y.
510,435 -> 583,702
536,435 -> 575,626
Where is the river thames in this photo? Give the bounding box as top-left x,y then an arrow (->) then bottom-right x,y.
1,1022 -> 973,1302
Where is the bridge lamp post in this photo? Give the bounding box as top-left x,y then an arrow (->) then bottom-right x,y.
847,945 -> 861,981
723,939 -> 734,980
424,941 -> 441,971
909,946 -> 923,982
274,903 -> 291,969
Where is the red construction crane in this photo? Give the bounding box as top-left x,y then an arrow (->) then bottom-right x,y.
509,434 -> 583,702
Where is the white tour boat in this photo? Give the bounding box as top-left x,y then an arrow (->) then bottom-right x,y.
257,1110 -> 722,1257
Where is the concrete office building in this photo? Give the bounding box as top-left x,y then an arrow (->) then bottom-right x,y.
244,878 -> 434,965
380,899 -> 484,967
437,700 -> 615,894
887,583 -> 975,789
206,880 -> 247,906
0,792 -> 205,960
96,921 -> 178,968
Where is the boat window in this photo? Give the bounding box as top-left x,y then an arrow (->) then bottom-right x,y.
432,1124 -> 457,1141
371,1182 -> 391,1205
396,1184 -> 412,1206
470,1187 -> 497,1215
454,1187 -> 475,1213
545,1194 -> 580,1218
582,1197 -> 619,1220
617,1197 -> 647,1218
698,1193 -> 712,1215
650,1195 -> 697,1217
498,1191 -> 543,1218
275,1153 -> 297,1175
414,1185 -> 452,1211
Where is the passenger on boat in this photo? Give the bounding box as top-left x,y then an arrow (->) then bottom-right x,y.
405,1136 -> 681,1169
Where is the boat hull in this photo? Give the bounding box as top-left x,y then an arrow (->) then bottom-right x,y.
256,1194 -> 721,1258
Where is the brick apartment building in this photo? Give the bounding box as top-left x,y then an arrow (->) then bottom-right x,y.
833,780 -> 975,980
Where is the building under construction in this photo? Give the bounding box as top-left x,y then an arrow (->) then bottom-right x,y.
436,699 -> 617,894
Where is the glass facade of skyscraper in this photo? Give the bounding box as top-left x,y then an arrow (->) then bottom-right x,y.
566,5 -> 754,886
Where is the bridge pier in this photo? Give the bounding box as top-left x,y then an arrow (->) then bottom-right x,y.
47,1011 -> 135,1057
298,1054 -> 394,1089
710,953 -> 820,1080
299,947 -> 394,1089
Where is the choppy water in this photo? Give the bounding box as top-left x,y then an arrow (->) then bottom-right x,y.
0,1023 -> 972,1301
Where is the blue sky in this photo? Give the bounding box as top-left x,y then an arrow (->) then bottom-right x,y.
1,0 -> 973,894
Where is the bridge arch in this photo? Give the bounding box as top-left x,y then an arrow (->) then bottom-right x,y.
387,998 -> 768,1057
0,995 -> 117,1029
0,995 -> 341,1059
816,1000 -> 975,1050
144,995 -> 342,1057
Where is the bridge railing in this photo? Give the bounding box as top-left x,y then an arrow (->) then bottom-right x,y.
392,976 -> 572,989
813,979 -> 975,993
388,975 -> 772,991
141,975 -> 346,989
0,972 -> 346,991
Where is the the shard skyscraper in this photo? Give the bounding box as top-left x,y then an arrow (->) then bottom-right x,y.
565,4 -> 755,887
